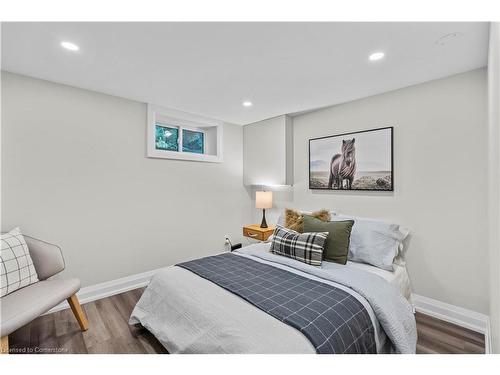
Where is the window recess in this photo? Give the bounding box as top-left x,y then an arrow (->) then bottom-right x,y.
147,104 -> 223,162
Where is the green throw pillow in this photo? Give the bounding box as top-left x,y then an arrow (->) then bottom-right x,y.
302,215 -> 354,265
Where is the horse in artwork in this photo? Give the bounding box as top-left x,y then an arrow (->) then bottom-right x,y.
328,138 -> 356,190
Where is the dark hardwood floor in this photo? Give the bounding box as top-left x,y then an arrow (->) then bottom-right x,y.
9,288 -> 166,354
7,288 -> 485,354
415,312 -> 485,354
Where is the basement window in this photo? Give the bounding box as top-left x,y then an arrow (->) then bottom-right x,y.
155,125 -> 179,152
147,104 -> 223,162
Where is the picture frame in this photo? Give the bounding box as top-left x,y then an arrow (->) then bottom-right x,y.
309,127 -> 393,191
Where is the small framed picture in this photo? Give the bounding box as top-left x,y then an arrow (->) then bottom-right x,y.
309,127 -> 393,191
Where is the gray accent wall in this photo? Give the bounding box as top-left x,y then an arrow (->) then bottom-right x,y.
252,69 -> 489,314
1,72 -> 252,287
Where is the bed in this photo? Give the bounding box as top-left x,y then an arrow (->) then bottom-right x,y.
129,242 -> 416,354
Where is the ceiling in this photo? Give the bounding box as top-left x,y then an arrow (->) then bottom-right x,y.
1,22 -> 490,125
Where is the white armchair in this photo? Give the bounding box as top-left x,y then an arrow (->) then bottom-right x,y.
0,236 -> 88,354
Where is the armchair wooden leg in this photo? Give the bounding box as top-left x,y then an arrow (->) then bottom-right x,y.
67,294 -> 88,331
1,336 -> 8,354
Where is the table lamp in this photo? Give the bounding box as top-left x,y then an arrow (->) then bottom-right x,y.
256,191 -> 273,228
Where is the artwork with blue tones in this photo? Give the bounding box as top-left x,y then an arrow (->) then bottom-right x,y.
182,129 -> 204,154
155,124 -> 179,151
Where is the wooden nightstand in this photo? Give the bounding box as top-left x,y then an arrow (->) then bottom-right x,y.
243,224 -> 276,241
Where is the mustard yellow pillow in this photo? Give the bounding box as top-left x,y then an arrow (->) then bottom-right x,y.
284,208 -> 331,233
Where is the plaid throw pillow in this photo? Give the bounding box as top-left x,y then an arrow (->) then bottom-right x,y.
270,225 -> 328,266
1,228 -> 39,297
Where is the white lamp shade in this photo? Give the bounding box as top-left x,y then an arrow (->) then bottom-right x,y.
255,191 -> 273,209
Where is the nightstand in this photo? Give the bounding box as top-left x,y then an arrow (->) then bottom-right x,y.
243,224 -> 276,242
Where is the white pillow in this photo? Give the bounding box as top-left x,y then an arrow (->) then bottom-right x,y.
333,214 -> 409,271
1,227 -> 39,297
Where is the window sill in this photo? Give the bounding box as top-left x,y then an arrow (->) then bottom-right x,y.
147,104 -> 223,163
147,149 -> 222,163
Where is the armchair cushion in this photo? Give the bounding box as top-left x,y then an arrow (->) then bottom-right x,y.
1,228 -> 39,297
0,277 -> 80,336
24,235 -> 65,280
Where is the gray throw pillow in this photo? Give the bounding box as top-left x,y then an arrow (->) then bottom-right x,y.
332,214 -> 409,271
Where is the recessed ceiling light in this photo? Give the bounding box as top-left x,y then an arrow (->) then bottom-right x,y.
368,52 -> 385,61
242,101 -> 253,107
61,41 -> 79,51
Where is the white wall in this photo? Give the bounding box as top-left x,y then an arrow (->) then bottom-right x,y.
488,23 -> 500,353
1,72 -> 251,286
243,115 -> 293,186
256,69 -> 489,314
1,68 -> 490,317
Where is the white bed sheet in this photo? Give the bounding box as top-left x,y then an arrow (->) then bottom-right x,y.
342,261 -> 412,301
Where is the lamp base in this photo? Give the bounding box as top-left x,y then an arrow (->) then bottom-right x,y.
260,209 -> 268,228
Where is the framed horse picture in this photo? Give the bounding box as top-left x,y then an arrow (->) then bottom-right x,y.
309,127 -> 393,191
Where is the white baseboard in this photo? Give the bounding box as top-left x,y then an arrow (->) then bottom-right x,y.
45,268 -> 161,315
485,318 -> 492,354
412,293 -> 491,353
